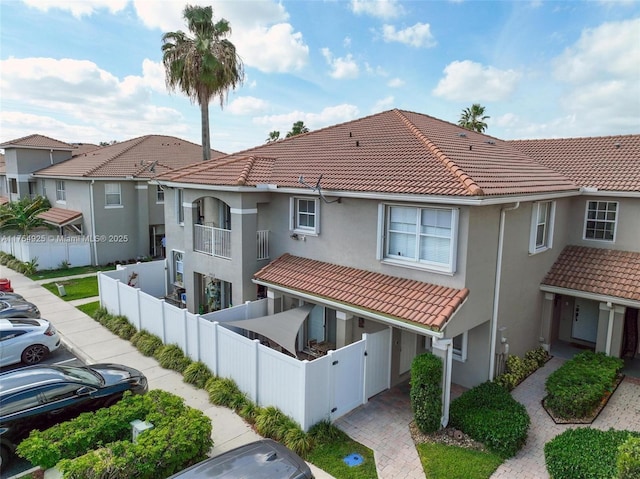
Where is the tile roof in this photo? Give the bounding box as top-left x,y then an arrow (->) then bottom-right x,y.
37,208 -> 83,227
156,109 -> 578,197
254,253 -> 469,332
0,196 -> 8,205
34,135 -> 225,179
0,134 -> 74,150
542,245 -> 640,302
509,135 -> 640,192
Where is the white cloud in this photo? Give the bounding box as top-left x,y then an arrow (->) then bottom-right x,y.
253,104 -> 360,132
227,96 -> 270,115
351,0 -> 404,19
388,77 -> 404,87
432,60 -> 522,102
371,96 -> 395,112
321,49 -> 360,79
22,0 -> 127,18
381,23 -> 436,48
234,24 -> 309,73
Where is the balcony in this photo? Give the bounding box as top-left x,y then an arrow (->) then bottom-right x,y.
194,224 -> 269,260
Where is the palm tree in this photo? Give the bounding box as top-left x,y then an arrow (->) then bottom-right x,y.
266,131 -> 280,143
286,121 -> 309,138
0,196 -> 51,235
162,5 -> 244,161
458,104 -> 490,133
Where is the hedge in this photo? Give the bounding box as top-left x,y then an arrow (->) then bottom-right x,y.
410,353 -> 443,434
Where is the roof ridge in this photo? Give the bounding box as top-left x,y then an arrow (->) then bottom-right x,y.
393,109 -> 484,196
83,136 -> 149,177
160,155 -> 251,182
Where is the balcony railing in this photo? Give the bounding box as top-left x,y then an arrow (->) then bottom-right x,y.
194,224 -> 231,259
257,230 -> 269,260
194,225 -> 270,261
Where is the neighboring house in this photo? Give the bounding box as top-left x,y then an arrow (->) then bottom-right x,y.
154,108 -> 638,394
0,134 -> 224,265
0,152 -> 7,200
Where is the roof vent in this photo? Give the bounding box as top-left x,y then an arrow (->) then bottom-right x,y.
615,142 -> 621,148
356,140 -> 360,147
469,145 -> 472,151
349,132 -> 352,138
485,140 -> 496,145
458,132 -> 467,138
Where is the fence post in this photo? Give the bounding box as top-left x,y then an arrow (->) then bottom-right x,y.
212,322 -> 219,376
252,339 -> 260,404
362,333 -> 368,404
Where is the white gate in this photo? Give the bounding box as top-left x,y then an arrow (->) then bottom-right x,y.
330,340 -> 366,421
365,328 -> 391,399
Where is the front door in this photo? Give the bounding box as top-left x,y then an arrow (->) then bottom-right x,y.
399,329 -> 417,374
572,298 -> 599,343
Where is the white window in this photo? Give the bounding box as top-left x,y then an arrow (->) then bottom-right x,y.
104,183 -> 122,206
172,250 -> 184,286
177,189 -> 184,224
452,332 -> 468,362
56,180 -> 66,202
381,204 -> 458,273
584,201 -> 617,242
529,201 -> 555,254
156,185 -> 164,203
290,197 -> 319,234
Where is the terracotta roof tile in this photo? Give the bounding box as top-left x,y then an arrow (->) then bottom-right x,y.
509,135 -> 640,192
254,254 -> 469,331
0,196 -> 8,205
34,135 -> 225,179
37,207 -> 82,226
542,246 -> 640,301
0,134 -> 74,150
156,109 -> 577,197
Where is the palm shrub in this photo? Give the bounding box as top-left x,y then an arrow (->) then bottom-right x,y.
132,330 -> 163,357
183,361 -> 213,389
617,435 -> 640,479
450,381 -> 530,458
410,352 -> 442,433
205,376 -> 247,410
154,344 -> 192,373
255,406 -> 288,440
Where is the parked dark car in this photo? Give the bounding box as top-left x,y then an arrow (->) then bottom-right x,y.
166,439 -> 315,479
0,292 -> 24,301
0,299 -> 40,319
0,363 -> 148,467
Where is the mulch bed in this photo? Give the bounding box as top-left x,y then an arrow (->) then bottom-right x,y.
409,421 -> 489,452
542,374 -> 625,424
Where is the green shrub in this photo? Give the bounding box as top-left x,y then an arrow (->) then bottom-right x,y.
255,406 -> 289,440
104,315 -> 136,340
284,427 -> 314,459
205,377 -> 247,410
525,346 -> 550,367
154,344 -> 192,373
545,428 -> 640,479
450,381 -> 529,459
183,361 -> 213,389
545,351 -> 623,419
308,420 -> 348,445
410,353 -> 443,434
134,331 -> 163,357
238,401 -> 260,425
617,435 -> 640,479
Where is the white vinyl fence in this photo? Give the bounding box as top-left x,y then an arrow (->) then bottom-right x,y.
98,268 -> 387,431
0,235 -> 91,269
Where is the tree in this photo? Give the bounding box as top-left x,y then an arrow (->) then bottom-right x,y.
0,196 -> 51,235
458,104 -> 490,133
286,121 -> 309,138
266,131 -> 280,143
162,5 -> 244,161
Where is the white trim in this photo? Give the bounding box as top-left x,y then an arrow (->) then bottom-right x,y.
135,184 -> 148,190
583,200 -> 618,243
540,285 -> 640,309
529,200 -> 555,254
104,182 -> 122,207
291,197 -> 320,235
104,205 -> 124,209
230,208 -> 258,215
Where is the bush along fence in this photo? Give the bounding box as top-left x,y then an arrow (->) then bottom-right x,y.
493,346 -> 550,391
16,390 -> 212,479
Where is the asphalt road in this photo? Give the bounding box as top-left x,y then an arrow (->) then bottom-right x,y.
0,345 -> 84,479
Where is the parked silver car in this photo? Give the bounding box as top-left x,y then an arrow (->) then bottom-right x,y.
0,318 -> 60,366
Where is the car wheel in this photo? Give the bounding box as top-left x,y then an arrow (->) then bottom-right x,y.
21,344 -> 49,365
0,445 -> 9,469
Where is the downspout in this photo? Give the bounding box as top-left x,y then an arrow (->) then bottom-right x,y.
89,180 -> 99,266
50,149 -> 54,165
489,202 -> 520,381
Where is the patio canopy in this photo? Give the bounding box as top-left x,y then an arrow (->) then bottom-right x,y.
225,304 -> 313,357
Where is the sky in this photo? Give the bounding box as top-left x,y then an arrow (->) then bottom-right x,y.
1,0 -> 639,154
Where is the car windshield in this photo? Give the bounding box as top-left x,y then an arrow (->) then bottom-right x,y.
58,366 -> 103,386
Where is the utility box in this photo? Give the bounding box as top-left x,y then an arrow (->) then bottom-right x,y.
56,283 -> 67,296
130,419 -> 154,443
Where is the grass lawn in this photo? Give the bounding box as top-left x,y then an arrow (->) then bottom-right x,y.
29,264 -> 115,280
417,442 -> 502,479
42,276 -> 99,301
307,437 -> 377,479
77,300 -> 101,317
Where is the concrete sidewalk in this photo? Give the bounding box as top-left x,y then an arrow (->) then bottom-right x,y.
2,269 -> 333,479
